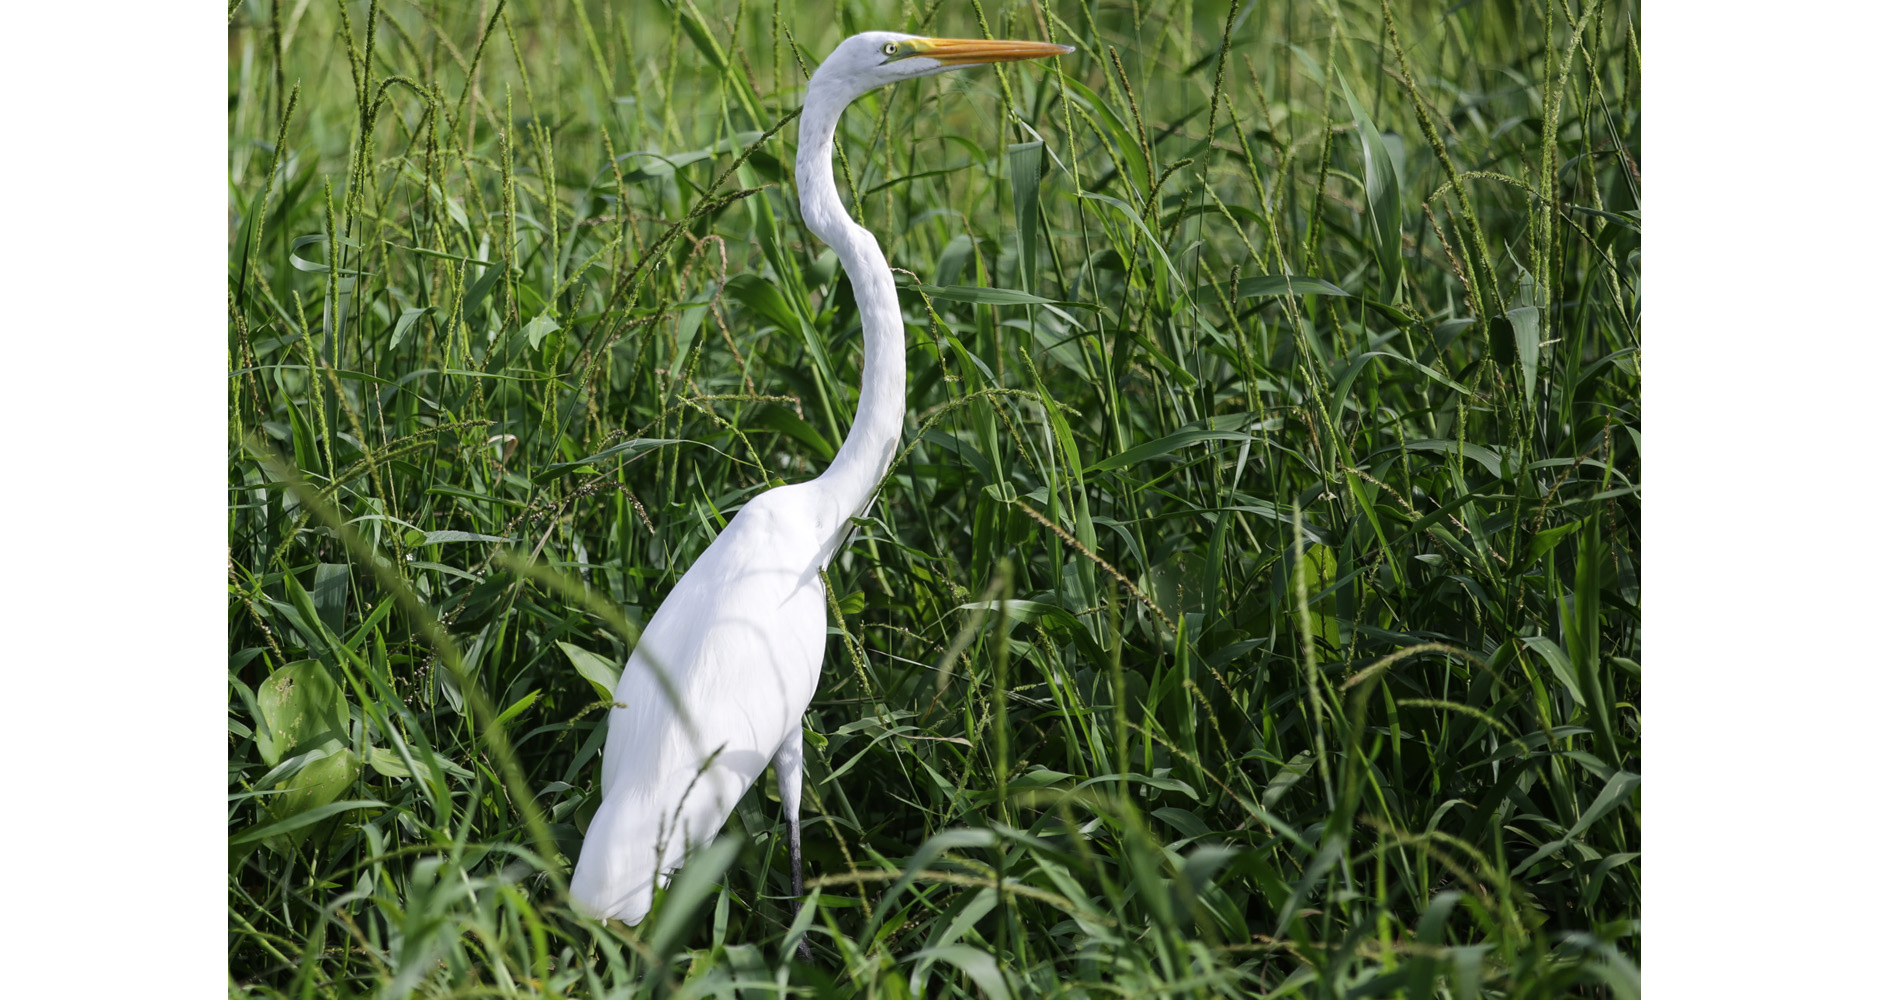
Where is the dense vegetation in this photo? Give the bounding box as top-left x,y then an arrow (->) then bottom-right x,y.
227,0 -> 1640,996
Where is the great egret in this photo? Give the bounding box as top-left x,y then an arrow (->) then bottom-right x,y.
569,32 -> 1072,949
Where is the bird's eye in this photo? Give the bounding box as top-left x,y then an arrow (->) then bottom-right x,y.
882,42 -> 899,56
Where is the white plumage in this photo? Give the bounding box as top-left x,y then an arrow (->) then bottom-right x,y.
568,30 -> 1072,944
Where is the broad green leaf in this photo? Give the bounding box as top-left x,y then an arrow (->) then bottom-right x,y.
725,273 -> 802,333
1568,770 -> 1640,839
1522,635 -> 1584,703
521,311 -> 560,348
288,233 -> 329,273
955,599 -> 1084,632
752,405 -> 834,460
1086,428 -> 1252,473
626,147 -> 711,179
1395,439 -> 1508,480
312,563 -> 349,638
558,641 -> 623,700
1338,70 -> 1404,302
367,744 -> 474,781
538,438 -> 695,481
387,306 -> 429,349
1070,771 -> 1201,800
910,945 -> 1010,1000
460,256 -> 507,327
232,797 -> 384,846
1079,191 -> 1189,292
933,233 -> 976,285
1191,274 -> 1349,303
905,282 -> 1088,308
261,745 -> 362,852
1154,806 -> 1214,840
494,689 -> 541,729
1510,771 -> 1640,877
933,888 -> 998,949
644,834 -> 741,958
256,660 -> 349,767
1507,305 -> 1541,402
408,530 -> 512,545
1008,140 -> 1045,290
1060,75 -> 1150,195
1527,520 -> 1584,564
1262,750 -> 1316,809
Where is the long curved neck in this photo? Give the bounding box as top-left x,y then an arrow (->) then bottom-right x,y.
797,83 -> 907,558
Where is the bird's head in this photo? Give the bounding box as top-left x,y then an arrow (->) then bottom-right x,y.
811,31 -> 1073,97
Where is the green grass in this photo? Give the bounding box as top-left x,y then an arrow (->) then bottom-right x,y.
226,0 -> 1640,996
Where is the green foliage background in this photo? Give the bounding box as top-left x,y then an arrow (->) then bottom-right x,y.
227,0 -> 1640,995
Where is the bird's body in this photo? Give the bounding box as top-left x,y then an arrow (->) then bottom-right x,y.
573,484 -> 830,924
570,29 -> 1071,938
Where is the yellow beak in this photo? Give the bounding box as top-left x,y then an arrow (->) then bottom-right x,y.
906,37 -> 1075,66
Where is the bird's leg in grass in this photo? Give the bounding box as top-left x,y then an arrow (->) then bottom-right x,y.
774,731 -> 813,962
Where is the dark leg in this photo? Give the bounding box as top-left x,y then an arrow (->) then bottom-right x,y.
774,732 -> 813,962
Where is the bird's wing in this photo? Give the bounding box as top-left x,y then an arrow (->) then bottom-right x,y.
570,487 -> 828,924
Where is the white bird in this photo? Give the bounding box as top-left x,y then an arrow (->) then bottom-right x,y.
569,31 -> 1072,950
